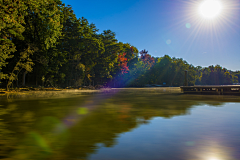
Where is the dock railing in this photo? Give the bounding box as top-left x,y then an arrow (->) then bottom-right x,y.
180,85 -> 240,95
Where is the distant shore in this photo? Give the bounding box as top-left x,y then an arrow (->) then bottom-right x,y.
0,86 -> 100,95
0,86 -> 182,95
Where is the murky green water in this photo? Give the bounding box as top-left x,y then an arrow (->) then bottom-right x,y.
1,88 -> 240,160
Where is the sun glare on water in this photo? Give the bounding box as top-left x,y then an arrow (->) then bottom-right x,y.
199,0 -> 222,19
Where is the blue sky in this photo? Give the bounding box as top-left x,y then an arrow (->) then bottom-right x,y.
61,0 -> 240,71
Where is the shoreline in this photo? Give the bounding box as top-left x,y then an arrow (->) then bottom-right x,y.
0,87 -> 182,95
0,87 -> 101,95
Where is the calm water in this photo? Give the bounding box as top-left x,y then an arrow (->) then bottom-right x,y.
1,88 -> 240,160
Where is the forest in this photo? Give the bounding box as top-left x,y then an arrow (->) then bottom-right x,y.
1,0 -> 240,90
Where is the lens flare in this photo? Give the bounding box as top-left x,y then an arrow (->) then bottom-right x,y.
77,107 -> 88,115
166,39 -> 171,45
186,23 -> 191,28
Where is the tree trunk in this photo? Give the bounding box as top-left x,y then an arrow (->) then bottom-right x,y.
36,74 -> 38,86
22,71 -> 27,86
0,69 -> 1,85
6,82 -> 9,91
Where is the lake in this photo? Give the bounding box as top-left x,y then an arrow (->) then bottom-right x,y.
1,88 -> 240,160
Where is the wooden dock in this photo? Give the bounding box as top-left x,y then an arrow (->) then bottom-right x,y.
180,85 -> 240,95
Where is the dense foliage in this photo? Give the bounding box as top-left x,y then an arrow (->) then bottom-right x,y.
1,0 -> 239,89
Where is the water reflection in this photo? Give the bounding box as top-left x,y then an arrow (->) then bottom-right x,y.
1,88 -> 240,159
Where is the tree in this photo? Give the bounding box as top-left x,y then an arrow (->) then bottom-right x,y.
6,45 -> 34,90
21,0 -> 63,86
139,49 -> 155,69
118,52 -> 129,74
0,0 -> 26,83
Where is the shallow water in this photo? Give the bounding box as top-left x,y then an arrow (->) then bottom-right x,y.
1,88 -> 240,160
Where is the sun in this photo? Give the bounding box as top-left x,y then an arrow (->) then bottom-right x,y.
199,0 -> 222,19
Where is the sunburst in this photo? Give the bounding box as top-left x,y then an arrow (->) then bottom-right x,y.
199,0 -> 222,19
170,0 -> 240,55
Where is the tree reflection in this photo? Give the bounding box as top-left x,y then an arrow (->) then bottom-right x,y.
1,89 -> 240,159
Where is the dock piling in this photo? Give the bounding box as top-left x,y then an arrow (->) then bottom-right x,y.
184,70 -> 188,86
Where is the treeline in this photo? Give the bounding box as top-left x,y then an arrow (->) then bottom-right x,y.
1,0 -> 239,90
118,52 -> 240,87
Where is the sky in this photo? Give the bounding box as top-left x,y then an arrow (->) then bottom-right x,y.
61,0 -> 240,71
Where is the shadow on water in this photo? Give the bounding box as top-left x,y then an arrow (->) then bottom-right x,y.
1,88 -> 240,159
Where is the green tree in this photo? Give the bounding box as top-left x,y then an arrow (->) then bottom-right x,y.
0,0 -> 26,82
6,45 -> 34,90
